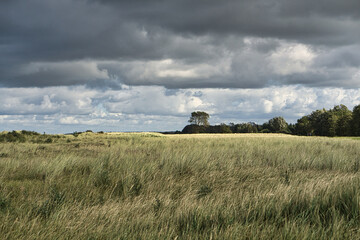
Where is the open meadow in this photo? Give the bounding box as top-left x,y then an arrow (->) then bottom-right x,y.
1,132 -> 360,239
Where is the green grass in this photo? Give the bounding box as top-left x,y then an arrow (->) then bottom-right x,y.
1,132 -> 360,239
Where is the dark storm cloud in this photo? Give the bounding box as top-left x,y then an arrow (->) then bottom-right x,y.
0,0 -> 360,88
314,45 -> 360,68
97,0 -> 360,45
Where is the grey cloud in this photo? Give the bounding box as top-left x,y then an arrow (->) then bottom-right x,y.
8,61 -> 110,87
277,0 -> 360,18
281,70 -> 358,88
313,45 -> 360,68
0,0 -> 360,89
96,0 -> 360,45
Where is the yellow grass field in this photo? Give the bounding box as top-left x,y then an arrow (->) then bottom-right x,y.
0,132 -> 360,239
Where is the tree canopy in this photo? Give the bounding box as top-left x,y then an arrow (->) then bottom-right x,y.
188,111 -> 210,126
265,116 -> 289,133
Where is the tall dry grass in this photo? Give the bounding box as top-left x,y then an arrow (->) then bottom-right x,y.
0,132 -> 360,239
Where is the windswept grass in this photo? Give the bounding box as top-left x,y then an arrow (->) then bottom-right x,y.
0,132 -> 360,239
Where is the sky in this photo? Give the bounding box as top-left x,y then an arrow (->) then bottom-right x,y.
1,0 -> 360,133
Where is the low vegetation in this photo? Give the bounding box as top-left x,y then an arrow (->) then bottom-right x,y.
0,132 -> 360,239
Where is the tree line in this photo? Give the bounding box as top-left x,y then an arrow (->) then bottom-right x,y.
182,104 -> 360,136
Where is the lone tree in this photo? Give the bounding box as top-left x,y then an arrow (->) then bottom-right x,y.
188,111 -> 210,126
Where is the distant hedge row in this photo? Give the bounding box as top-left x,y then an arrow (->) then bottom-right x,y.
182,104 -> 360,137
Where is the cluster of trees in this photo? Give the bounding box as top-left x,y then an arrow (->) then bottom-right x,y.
295,104 -> 358,136
182,105 -> 360,137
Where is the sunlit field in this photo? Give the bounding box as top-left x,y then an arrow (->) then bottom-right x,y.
1,132 -> 360,239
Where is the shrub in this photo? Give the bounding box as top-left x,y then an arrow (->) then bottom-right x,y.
72,132 -> 82,137
0,131 -> 26,143
21,130 -> 40,136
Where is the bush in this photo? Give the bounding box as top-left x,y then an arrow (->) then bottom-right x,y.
0,131 -> 26,143
182,124 -> 207,134
21,130 -> 40,136
72,132 -> 82,137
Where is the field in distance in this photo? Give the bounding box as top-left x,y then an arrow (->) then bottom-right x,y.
0,132 -> 360,239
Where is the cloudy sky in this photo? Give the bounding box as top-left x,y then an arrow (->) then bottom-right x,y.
1,0 -> 360,133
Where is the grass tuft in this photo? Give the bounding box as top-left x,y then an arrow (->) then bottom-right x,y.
196,185 -> 212,199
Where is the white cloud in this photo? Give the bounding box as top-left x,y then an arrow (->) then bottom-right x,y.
269,43 -> 316,75
1,85 -> 360,133
263,100 -> 273,113
59,116 -> 79,124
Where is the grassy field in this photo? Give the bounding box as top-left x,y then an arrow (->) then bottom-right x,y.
1,132 -> 360,239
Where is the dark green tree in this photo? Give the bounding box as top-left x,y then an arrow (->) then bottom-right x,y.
219,124 -> 232,133
352,105 -> 360,136
266,116 -> 289,133
207,124 -> 232,133
308,109 -> 326,136
288,123 -> 296,134
331,104 -> 352,136
304,105 -> 352,137
295,116 -> 312,135
188,111 -> 210,126
321,111 -> 337,137
235,122 -> 258,133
